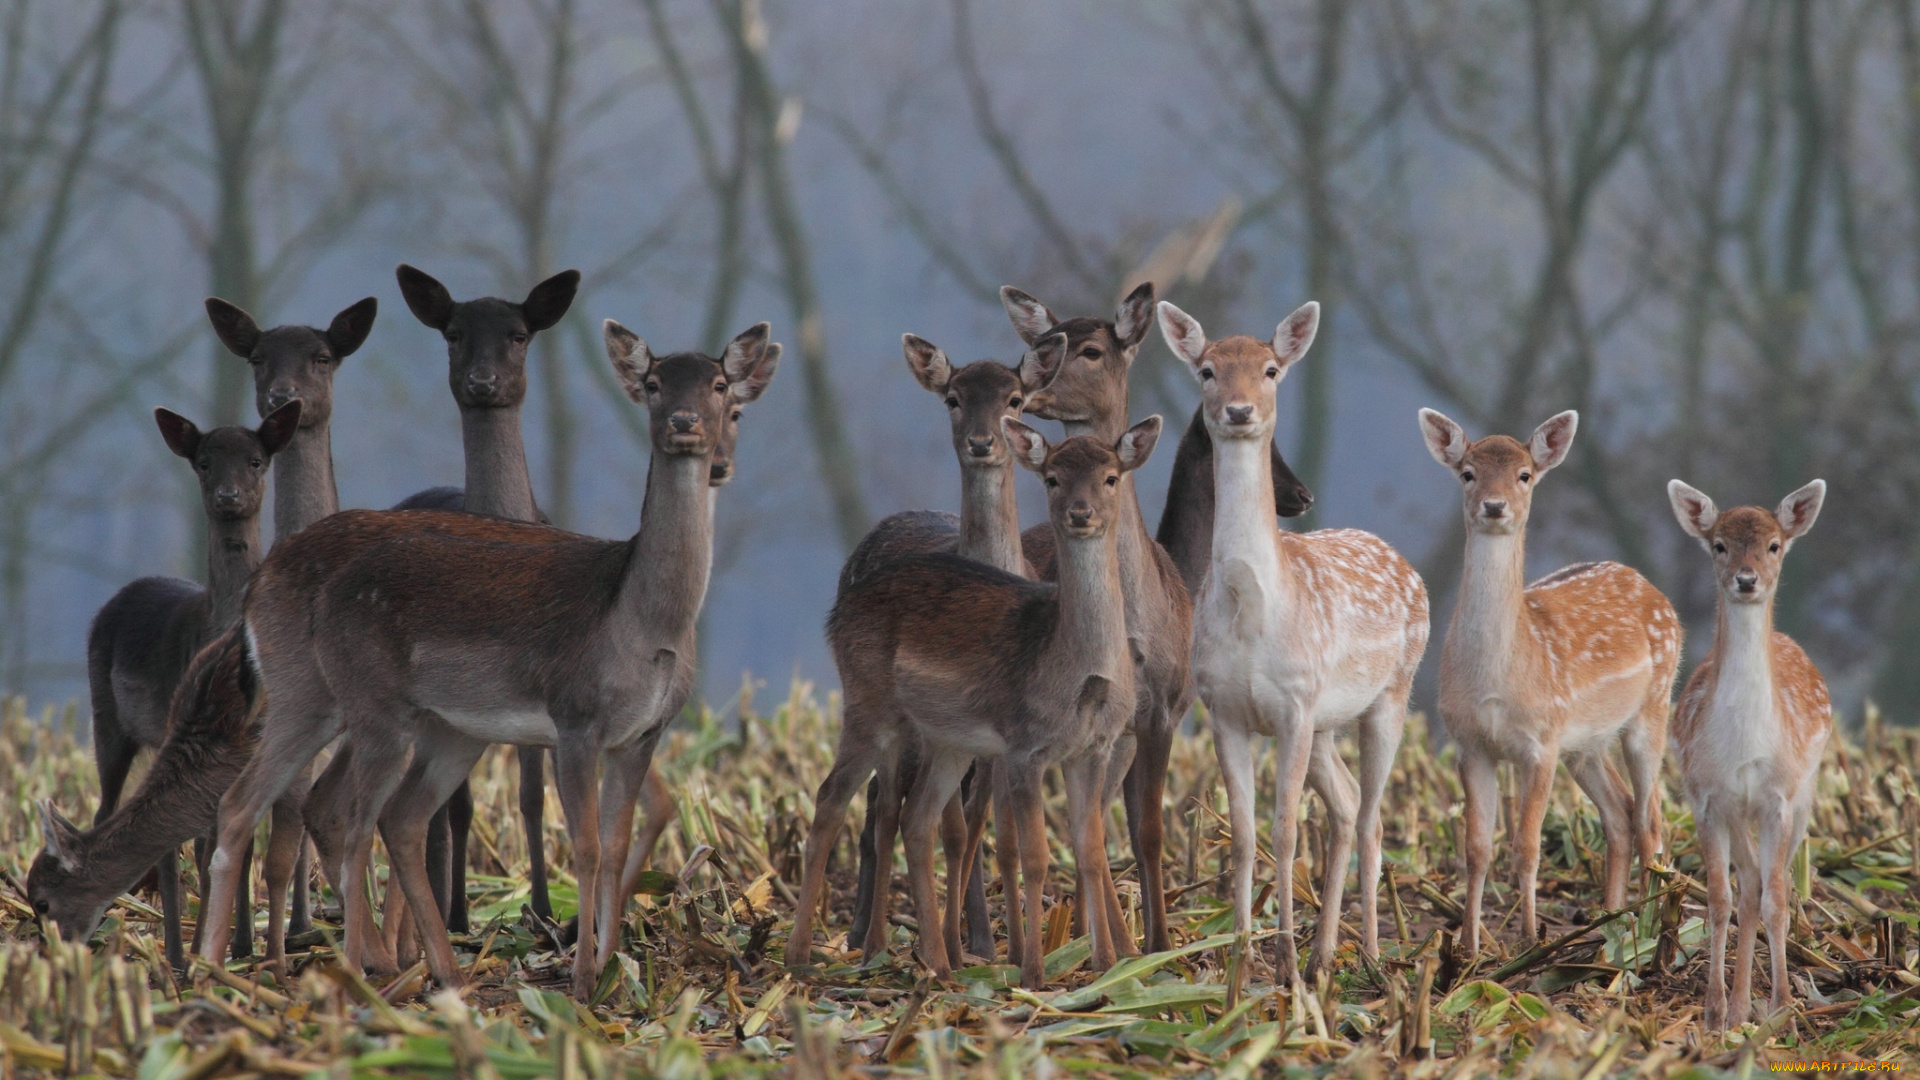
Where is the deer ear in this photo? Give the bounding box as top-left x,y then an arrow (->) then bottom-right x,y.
1116,415 -> 1163,471
396,264 -> 456,330
154,408 -> 202,460
721,322 -> 772,386
603,320 -> 652,402
1528,410 -> 1579,473
1774,479 -> 1825,542
1002,417 -> 1050,471
1114,281 -> 1156,350
39,800 -> 81,870
901,334 -> 952,394
1418,408 -> 1468,470
731,342 -> 780,405
205,298 -> 261,358
1017,332 -> 1068,392
522,269 -> 580,333
1000,286 -> 1059,345
256,400 -> 303,455
1271,301 -> 1320,371
1667,479 -> 1719,542
325,297 -> 378,359
1157,301 -> 1208,373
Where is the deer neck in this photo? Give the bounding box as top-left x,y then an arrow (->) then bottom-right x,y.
1210,433 -> 1290,613
1155,408 -> 1215,597
1049,528 -> 1130,680
461,406 -> 537,521
958,462 -> 1024,575
205,514 -> 263,628
618,451 -> 715,642
1452,527 -> 1531,683
1065,414 -> 1157,611
1710,597 -> 1778,732
272,422 -> 338,541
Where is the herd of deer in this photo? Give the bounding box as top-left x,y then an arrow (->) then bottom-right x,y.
20,269 -> 1830,1034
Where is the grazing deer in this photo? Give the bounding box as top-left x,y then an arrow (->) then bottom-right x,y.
33,630 -> 261,970
1160,300 -> 1428,984
1418,409 -> 1677,958
793,408 -> 1161,988
198,322 -> 776,1000
384,263 -> 578,934
994,283 -> 1188,956
68,404 -> 298,970
842,332 -> 1067,965
1666,479 -> 1830,1030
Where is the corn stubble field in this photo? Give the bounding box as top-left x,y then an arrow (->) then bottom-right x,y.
1,683 -> 1916,1079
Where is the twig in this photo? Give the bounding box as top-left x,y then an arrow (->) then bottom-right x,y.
1489,880 -> 1689,983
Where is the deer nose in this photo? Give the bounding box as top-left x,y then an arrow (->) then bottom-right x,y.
1481,500 -> 1507,519
1734,571 -> 1759,593
265,387 -> 297,410
1067,503 -> 1094,528
966,435 -> 994,458
1225,404 -> 1255,425
669,411 -> 699,434
214,487 -> 241,507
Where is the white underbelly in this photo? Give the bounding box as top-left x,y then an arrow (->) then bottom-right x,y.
433,705 -> 558,747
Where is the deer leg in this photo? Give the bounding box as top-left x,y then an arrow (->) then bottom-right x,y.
1568,753 -> 1633,912
157,847 -> 185,976
1213,714 -> 1260,988
1759,800 -> 1797,1022
939,790 -> 969,965
200,694 -> 339,968
91,717 -> 137,824
1458,744 -> 1498,959
849,774 -> 883,956
447,781 -> 473,934
425,803 -> 452,923
264,792 -> 308,974
1304,730 -> 1358,981
593,732 -> 662,975
334,722 -> 418,977
900,747 -> 970,980
289,843 -> 312,938
1007,762 -> 1051,989
991,766 -> 1022,965
1353,692 -> 1406,967
1729,822 -> 1762,1028
786,725 -> 889,970
1267,710 -> 1316,987
305,744 -> 399,973
378,722 -> 487,991
959,762 -> 994,961
519,746 -> 551,920
230,838 -> 255,960
1129,718 -> 1177,954
1698,812 -> 1733,1031
1512,744 -> 1558,944
617,768 -> 676,901
548,738 -> 605,1001
1621,702 -> 1667,874
1063,752 -> 1116,973
859,748 -> 909,962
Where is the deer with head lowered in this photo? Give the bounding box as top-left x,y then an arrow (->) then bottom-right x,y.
44,403 -> 299,971
835,332 -> 1066,966
793,402 -> 1161,988
1159,300 -> 1429,986
197,321 -> 777,1000
1667,479 -> 1830,1030
1419,409 -> 1678,959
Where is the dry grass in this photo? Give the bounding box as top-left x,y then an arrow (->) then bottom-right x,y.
2,681 -> 1917,1078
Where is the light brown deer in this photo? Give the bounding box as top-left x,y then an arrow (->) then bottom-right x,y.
843,332 -> 1066,965
1666,479 -> 1830,1030
790,408 -> 1161,988
197,322 -> 775,1000
1159,300 -> 1429,984
1418,409 -> 1678,958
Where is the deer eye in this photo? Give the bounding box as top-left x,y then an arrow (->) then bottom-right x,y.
511,333 -> 529,345
1518,472 -> 1531,484
644,380 -> 660,395
315,353 -> 332,366
1265,366 -> 1279,379
33,900 -> 48,915
196,459 -> 210,472
1105,475 -> 1119,487
1080,348 -> 1101,360
1044,476 -> 1059,489
250,458 -> 263,468
445,330 -> 461,344
731,409 -> 742,421
945,396 -> 959,410
714,381 -> 728,394
1009,396 -> 1022,410
1199,368 -> 1215,381
1713,542 -> 1726,554
1460,470 -> 1473,484
1769,541 -> 1780,553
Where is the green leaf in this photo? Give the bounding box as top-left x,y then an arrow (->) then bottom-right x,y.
1100,981 -> 1229,1014
1438,978 -> 1510,1015
1044,935 -> 1093,981
632,869 -> 679,896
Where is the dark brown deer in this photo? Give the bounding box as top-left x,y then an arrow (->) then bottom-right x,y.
203,294 -> 378,955
842,333 -> 1067,965
792,407 -> 1161,989
68,404 -> 297,970
198,322 -> 776,1000
33,629 -> 263,971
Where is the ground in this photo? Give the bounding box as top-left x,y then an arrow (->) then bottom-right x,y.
0,680 -> 1916,1078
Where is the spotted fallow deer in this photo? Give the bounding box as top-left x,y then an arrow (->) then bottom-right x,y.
1418,409 -> 1678,958
46,403 -> 299,971
197,322 -> 775,1001
1159,300 -> 1429,985
793,410 -> 1161,989
842,332 -> 1067,966
1666,479 -> 1830,1030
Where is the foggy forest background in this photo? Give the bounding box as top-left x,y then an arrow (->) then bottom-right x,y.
3,0 -> 1918,727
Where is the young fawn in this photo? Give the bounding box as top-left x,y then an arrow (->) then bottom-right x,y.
1667,479 -> 1831,1030
1419,409 -> 1678,957
845,333 -> 1066,965
792,409 -> 1162,988
1159,300 -> 1429,984
198,322 -> 775,1000
52,404 -> 298,970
